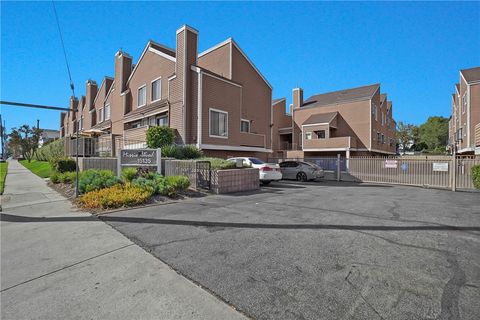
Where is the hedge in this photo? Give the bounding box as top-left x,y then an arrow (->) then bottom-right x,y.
35,138 -> 65,162
472,165 -> 480,189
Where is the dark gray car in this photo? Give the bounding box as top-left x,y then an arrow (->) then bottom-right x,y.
279,161 -> 325,181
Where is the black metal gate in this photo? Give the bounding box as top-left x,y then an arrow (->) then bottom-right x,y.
195,161 -> 211,190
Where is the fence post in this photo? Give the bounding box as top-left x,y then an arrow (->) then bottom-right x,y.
337,154 -> 341,181
451,156 -> 457,192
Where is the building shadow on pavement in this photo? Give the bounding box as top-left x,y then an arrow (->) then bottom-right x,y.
2,213 -> 479,232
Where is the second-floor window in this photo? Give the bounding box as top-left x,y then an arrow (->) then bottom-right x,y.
240,119 -> 250,133
305,132 -> 312,140
138,85 -> 146,107
99,107 -> 104,123
152,78 -> 161,102
377,132 -> 381,143
381,134 -> 385,144
104,104 -> 111,121
210,109 -> 228,138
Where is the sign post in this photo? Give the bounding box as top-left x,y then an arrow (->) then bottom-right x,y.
117,148 -> 161,177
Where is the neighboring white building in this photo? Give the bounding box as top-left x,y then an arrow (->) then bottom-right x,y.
39,129 -> 60,147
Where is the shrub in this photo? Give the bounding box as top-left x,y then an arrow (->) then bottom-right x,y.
121,167 -> 138,183
50,171 -> 77,184
78,184 -> 153,209
50,157 -> 76,173
50,171 -> 60,183
146,126 -> 176,149
472,165 -> 480,189
35,138 -> 65,161
200,157 -> 251,170
60,171 -> 77,184
165,176 -> 190,193
78,169 -> 120,194
132,173 -> 189,197
180,144 -> 203,159
161,144 -> 202,159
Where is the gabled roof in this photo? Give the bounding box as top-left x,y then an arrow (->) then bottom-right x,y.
199,37 -> 272,90
303,112 -> 338,125
126,40 -> 176,88
455,83 -> 460,93
460,67 -> 480,84
93,77 -> 113,108
272,98 -> 286,105
302,83 -> 380,108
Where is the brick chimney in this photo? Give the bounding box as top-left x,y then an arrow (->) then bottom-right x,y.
173,24 -> 198,143
115,50 -> 133,93
69,96 -> 78,120
86,80 -> 98,110
293,88 -> 303,109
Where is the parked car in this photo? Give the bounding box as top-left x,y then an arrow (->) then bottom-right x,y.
227,157 -> 282,185
279,161 -> 324,182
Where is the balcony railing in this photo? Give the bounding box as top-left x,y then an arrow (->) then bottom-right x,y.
239,132 -> 266,148
302,136 -> 356,150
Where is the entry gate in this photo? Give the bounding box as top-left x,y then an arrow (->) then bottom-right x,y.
195,161 -> 211,190
268,156 -> 480,191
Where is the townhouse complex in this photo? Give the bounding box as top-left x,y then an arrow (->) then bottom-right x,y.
272,84 -> 396,159
448,66 -> 480,155
60,24 -> 397,159
61,25 -> 272,159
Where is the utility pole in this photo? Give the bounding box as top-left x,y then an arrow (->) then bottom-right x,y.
0,114 -> 4,159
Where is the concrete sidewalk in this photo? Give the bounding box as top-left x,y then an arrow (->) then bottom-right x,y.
0,160 -> 246,320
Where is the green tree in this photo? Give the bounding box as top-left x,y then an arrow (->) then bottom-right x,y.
8,125 -> 43,162
396,121 -> 415,154
417,116 -> 449,153
146,126 -> 176,148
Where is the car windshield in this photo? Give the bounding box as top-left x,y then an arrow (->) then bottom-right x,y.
248,157 -> 264,165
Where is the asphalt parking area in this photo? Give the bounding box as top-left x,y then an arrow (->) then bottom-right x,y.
101,181 -> 480,320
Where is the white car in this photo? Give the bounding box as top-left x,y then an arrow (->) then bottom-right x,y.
227,157 -> 282,185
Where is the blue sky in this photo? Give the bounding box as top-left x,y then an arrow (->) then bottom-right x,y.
1,1 -> 479,135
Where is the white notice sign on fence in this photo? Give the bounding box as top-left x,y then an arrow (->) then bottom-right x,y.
432,162 -> 449,172
385,160 -> 398,169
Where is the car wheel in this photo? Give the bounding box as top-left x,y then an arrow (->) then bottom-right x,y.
296,172 -> 307,182
261,181 -> 271,185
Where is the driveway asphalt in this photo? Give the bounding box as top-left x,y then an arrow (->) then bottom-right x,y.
100,181 -> 480,320
1,160 -> 247,320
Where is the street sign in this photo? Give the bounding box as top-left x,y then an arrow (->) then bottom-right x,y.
433,162 -> 449,172
385,159 -> 398,169
117,148 -> 161,177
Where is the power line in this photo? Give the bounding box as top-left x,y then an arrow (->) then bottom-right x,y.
52,1 -> 75,97
0,100 -> 76,112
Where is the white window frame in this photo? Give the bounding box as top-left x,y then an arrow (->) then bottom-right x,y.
209,108 -> 228,139
104,104 -> 111,121
137,84 -> 147,108
151,77 -> 162,102
240,119 -> 250,133
305,132 -> 312,140
99,107 -> 104,123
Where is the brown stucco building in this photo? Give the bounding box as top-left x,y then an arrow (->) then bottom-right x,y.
448,67 -> 480,155
60,25 -> 273,159
272,84 -> 396,158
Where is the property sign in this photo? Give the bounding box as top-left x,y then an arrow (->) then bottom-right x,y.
433,162 -> 449,172
385,159 -> 398,169
117,148 -> 161,176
